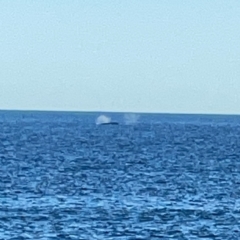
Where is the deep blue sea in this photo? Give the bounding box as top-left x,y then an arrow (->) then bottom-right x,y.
1,111 -> 240,239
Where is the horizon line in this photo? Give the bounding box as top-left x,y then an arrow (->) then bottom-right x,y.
0,108 -> 240,117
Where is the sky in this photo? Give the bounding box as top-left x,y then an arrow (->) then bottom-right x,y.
0,1 -> 240,114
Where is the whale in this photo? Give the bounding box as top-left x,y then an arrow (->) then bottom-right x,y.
99,121 -> 119,125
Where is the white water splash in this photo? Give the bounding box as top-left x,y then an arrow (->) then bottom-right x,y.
124,113 -> 140,125
95,115 -> 111,125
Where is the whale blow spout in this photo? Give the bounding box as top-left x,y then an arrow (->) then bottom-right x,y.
95,115 -> 119,125
96,115 -> 111,125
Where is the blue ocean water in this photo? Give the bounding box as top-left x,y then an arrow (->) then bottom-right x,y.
0,111 -> 240,239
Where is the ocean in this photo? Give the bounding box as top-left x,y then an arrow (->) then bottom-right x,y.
0,111 -> 240,239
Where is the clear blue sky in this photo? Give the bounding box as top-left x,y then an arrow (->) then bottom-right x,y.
0,1 -> 239,114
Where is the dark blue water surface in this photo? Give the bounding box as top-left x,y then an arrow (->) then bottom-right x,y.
1,111 -> 240,239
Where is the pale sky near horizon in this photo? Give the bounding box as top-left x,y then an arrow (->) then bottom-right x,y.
0,1 -> 240,114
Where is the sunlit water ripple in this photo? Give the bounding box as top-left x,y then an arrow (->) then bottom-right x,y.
0,111 -> 240,239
